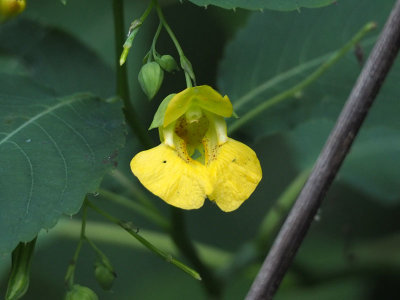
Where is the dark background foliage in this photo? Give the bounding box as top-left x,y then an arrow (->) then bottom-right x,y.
1,0 -> 400,299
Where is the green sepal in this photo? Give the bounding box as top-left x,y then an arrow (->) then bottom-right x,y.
149,93 -> 176,130
5,237 -> 37,300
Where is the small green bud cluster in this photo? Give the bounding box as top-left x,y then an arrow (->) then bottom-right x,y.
138,54 -> 178,100
94,260 -> 116,291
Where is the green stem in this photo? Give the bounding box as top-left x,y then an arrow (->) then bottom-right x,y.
64,201 -> 88,288
154,0 -> 193,87
111,169 -> 160,212
86,200 -> 201,281
113,0 -> 153,148
151,21 -> 163,60
99,188 -> 170,231
170,208 -> 223,298
228,22 -> 377,134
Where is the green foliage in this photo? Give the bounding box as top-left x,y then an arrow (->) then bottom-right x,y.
0,20 -> 115,98
188,0 -> 337,11
1,0 -> 400,299
286,119 -> 400,204
218,1 -> 397,138
218,0 -> 400,204
0,20 -> 126,256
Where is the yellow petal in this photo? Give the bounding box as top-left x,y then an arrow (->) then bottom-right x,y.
208,139 -> 262,212
130,144 -> 212,210
163,86 -> 233,127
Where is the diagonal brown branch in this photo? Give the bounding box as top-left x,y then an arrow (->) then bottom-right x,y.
246,1 -> 400,299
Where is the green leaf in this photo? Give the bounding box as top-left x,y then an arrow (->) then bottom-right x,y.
188,0 -> 337,11
218,1 -> 399,139
285,119 -> 400,205
0,74 -> 125,256
0,19 -> 114,98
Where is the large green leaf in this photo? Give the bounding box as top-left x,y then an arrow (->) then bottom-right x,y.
188,0 -> 337,11
218,1 -> 400,139
284,119 -> 400,204
0,73 -> 125,256
0,19 -> 127,259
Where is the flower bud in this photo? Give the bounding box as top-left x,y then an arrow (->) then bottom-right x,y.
65,285 -> 98,300
0,0 -> 26,22
94,263 -> 116,291
5,238 -> 36,300
156,55 -> 179,73
138,62 -> 164,100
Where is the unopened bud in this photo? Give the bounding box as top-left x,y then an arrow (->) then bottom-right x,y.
94,263 -> 116,291
156,55 -> 179,73
138,62 -> 164,100
64,285 -> 98,300
0,0 -> 26,22
5,238 -> 36,300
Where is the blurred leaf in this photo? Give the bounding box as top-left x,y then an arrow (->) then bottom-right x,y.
276,278 -> 367,300
218,1 -> 400,139
188,0 -> 337,11
0,73 -> 125,256
0,19 -> 114,98
285,119 -> 400,204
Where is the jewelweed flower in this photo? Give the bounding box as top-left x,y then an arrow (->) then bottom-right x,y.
0,0 -> 26,22
130,86 -> 262,212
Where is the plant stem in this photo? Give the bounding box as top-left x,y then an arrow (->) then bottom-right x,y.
113,0 -> 152,148
99,188 -> 170,230
86,200 -> 201,280
111,169 -> 158,211
154,0 -> 193,87
64,201 -> 88,288
246,3 -> 400,298
170,208 -> 223,298
229,21 -> 377,134
151,22 -> 163,60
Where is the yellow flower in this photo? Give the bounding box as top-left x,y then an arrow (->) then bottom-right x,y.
130,86 -> 262,212
0,0 -> 26,22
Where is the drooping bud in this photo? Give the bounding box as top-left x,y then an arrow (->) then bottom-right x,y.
5,238 -> 37,300
156,55 -> 179,73
64,285 -> 98,300
138,62 -> 164,100
0,0 -> 26,22
94,263 -> 116,291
